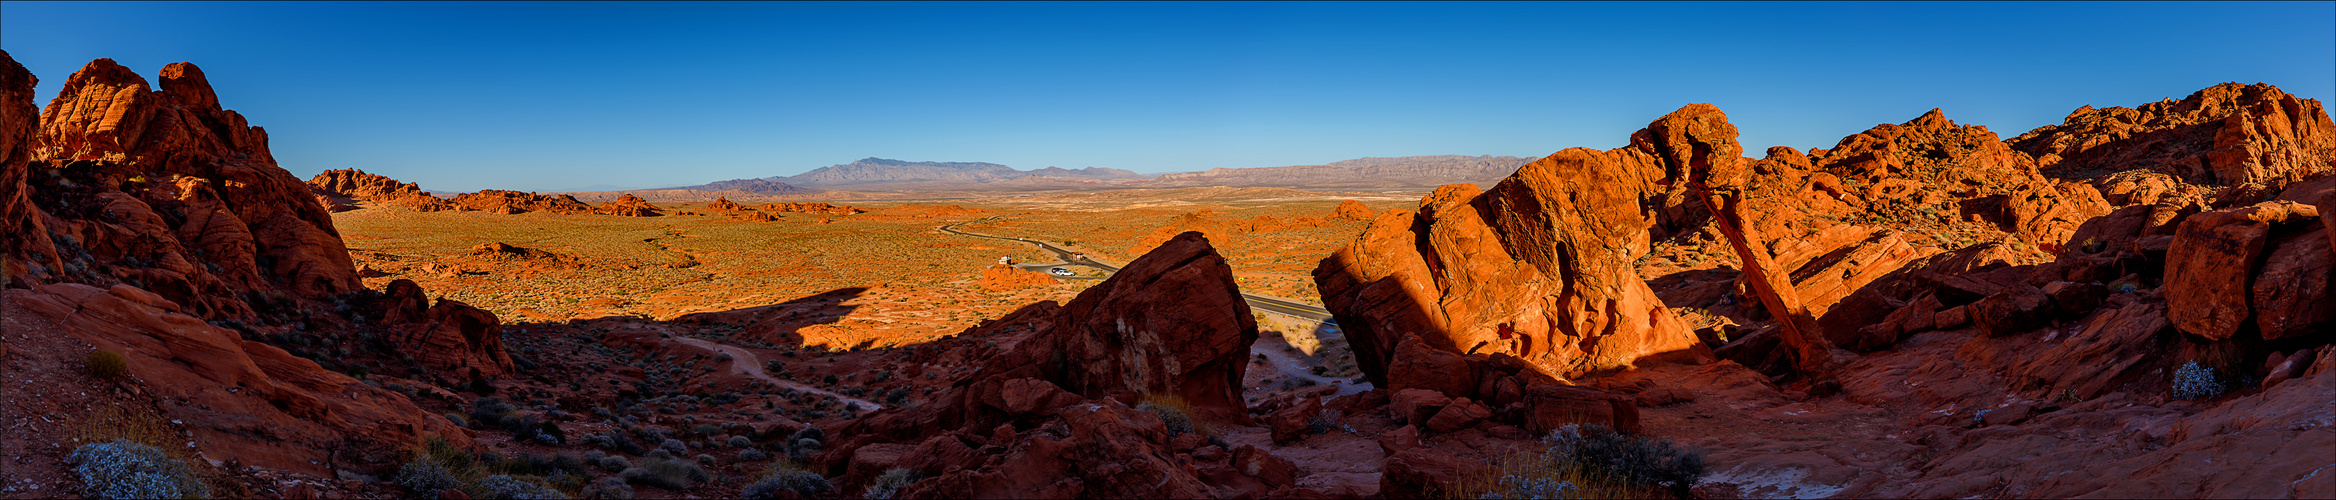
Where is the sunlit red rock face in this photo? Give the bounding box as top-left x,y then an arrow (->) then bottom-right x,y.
2013,82 -> 2336,197
1314,105 -> 1723,384
593,193 -> 661,216
306,168 -> 460,212
815,232 -> 1275,498
7,57 -> 358,320
448,188 -> 594,214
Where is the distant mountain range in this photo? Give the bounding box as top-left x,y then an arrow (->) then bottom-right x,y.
562,155 -> 1532,201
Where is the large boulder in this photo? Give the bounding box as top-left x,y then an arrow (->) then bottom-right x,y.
383,282 -> 514,383
1315,105 -> 1713,384
2165,201 -> 2322,340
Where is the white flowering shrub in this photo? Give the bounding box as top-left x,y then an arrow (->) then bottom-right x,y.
65,439 -> 211,500
2172,361 -> 2226,400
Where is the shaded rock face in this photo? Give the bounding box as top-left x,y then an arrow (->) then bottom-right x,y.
1315,107 -> 1713,384
378,279 -> 513,382
993,231 -> 1257,420
3,56 -> 357,321
0,51 -> 58,285
306,168 -> 459,212
8,283 -> 473,477
2012,82 -> 2336,193
813,232 -> 1279,498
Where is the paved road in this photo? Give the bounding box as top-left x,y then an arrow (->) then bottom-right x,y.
940,217 -> 1338,323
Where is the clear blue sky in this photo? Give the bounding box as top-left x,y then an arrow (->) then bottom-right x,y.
3,1 -> 2330,192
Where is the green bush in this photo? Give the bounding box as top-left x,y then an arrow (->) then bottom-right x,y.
86,350 -> 128,380
66,439 -> 210,500
1137,400 -> 1196,436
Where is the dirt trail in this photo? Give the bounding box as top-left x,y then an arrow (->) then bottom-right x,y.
660,333 -> 885,411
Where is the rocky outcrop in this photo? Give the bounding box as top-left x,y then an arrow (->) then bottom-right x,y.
0,50 -> 58,287
1333,199 -> 1374,220
705,196 -> 745,212
974,263 -> 1059,292
2165,200 -> 2323,340
305,168 -> 459,212
448,189 -> 593,214
2012,82 -> 2336,195
378,279 -> 513,383
9,283 -> 473,476
5,57 -> 358,320
764,201 -> 862,216
1315,106 -> 1715,384
814,232 -> 1280,498
592,193 -> 660,216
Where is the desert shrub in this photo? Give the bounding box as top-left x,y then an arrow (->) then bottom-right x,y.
696,454 -> 716,467
659,438 -> 688,455
552,453 -> 588,475
473,474 -> 568,500
1137,395 -> 1198,436
594,455 -> 632,472
784,427 -> 825,463
737,448 -> 772,462
578,477 -> 634,500
86,350 -> 129,380
471,398 -> 515,429
727,435 -> 752,448
743,465 -> 831,499
66,439 -> 210,500
865,468 -> 923,500
395,459 -> 465,496
585,432 -> 646,456
2173,361 -> 2226,400
1541,424 -> 1706,498
619,456 -> 709,491
1307,408 -> 1351,436
692,423 -> 723,436
1478,474 -> 1578,499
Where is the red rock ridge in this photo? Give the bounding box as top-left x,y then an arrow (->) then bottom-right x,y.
2012,82 -> 2336,196
306,168 -> 460,212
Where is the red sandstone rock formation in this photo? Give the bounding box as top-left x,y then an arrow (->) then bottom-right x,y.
0,51 -> 57,286
377,279 -> 513,383
813,232 -> 1277,498
2012,82 -> 2336,197
974,263 -> 1059,292
1314,105 -> 1716,384
1332,199 -> 1374,220
306,168 -> 460,212
1,56 -> 357,320
2165,200 -> 2326,340
593,193 -> 661,216
705,196 -> 746,213
448,189 -> 593,214
764,201 -> 863,216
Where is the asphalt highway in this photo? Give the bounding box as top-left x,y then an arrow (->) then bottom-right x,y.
940,217 -> 1337,323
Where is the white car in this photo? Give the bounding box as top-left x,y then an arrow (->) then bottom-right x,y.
1049,267 -> 1075,277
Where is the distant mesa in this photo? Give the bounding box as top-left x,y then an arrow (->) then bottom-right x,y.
665,177 -> 816,195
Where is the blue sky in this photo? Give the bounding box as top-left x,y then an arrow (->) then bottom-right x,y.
3,1 -> 2330,192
